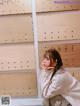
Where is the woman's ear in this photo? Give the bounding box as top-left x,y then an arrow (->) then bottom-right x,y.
56,59 -> 57,63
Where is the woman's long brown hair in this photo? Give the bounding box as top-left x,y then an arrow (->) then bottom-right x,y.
44,49 -> 63,80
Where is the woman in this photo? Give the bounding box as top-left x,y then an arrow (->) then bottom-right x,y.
40,49 -> 80,106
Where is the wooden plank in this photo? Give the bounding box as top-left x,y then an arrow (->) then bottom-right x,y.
39,42 -> 80,67
36,0 -> 80,12
37,13 -> 80,41
0,14 -> 33,43
0,44 -> 35,71
0,0 -> 32,15
68,68 -> 80,80
0,71 -> 37,97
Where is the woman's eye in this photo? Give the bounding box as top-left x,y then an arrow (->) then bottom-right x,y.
46,58 -> 50,60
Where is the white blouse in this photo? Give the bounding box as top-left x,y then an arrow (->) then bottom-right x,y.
40,68 -> 80,106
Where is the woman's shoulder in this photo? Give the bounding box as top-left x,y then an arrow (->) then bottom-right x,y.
55,68 -> 67,76
52,68 -> 70,83
52,68 -> 76,85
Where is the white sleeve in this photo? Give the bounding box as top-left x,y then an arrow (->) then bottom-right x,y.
42,75 -> 65,99
40,70 -> 52,92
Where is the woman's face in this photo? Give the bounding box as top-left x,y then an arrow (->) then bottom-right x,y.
42,58 -> 51,68
41,57 -> 55,69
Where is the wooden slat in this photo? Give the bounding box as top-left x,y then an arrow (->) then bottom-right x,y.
0,14 -> 33,43
0,0 -> 32,15
37,13 -> 80,41
68,68 -> 80,80
36,0 -> 80,12
39,42 -> 80,67
0,44 -> 35,71
0,71 -> 37,97
0,0 -> 80,14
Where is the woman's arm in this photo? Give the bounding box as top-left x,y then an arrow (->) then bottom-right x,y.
42,75 -> 65,99
40,70 -> 52,92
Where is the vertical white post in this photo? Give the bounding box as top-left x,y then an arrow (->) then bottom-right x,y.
32,0 -> 41,97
